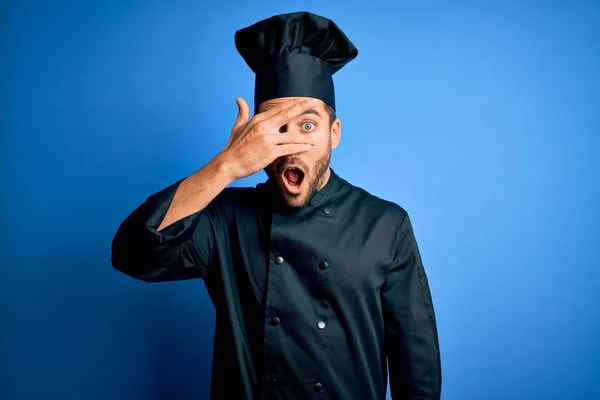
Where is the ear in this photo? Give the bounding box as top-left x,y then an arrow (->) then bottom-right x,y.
330,118 -> 341,149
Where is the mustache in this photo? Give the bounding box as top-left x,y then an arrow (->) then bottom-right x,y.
275,156 -> 310,174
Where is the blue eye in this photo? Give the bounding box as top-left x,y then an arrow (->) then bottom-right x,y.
303,122 -> 315,131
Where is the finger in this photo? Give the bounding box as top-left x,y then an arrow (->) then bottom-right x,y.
253,98 -> 306,122
265,132 -> 315,146
275,143 -> 314,157
268,98 -> 318,127
233,97 -> 250,129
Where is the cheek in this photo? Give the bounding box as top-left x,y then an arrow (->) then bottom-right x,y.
309,130 -> 330,149
305,144 -> 328,167
314,132 -> 332,151
265,162 -> 278,176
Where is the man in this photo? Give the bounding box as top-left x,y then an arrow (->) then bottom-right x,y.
111,11 -> 441,399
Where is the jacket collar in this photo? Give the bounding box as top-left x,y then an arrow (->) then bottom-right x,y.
307,167 -> 344,208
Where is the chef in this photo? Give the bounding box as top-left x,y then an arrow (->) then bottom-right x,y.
111,11 -> 442,399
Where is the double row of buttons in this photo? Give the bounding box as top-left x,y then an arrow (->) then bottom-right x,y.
266,209 -> 330,393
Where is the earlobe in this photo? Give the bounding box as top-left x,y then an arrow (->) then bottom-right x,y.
331,119 -> 341,149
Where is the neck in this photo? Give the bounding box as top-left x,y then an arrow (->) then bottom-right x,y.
317,167 -> 332,191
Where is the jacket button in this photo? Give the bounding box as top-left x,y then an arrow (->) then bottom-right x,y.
318,261 -> 329,270
313,382 -> 324,392
317,321 -> 326,330
322,208 -> 331,215
275,256 -> 284,265
270,317 -> 280,326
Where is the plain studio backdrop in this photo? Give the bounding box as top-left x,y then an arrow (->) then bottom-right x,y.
1,1 -> 598,399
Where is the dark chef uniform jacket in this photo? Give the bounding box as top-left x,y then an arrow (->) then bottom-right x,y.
111,168 -> 442,399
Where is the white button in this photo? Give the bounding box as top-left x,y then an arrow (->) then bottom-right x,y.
317,321 -> 326,329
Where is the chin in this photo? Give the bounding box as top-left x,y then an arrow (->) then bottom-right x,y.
277,177 -> 311,208
281,193 -> 310,208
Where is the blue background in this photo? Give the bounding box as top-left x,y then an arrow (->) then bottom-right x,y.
2,1 -> 599,399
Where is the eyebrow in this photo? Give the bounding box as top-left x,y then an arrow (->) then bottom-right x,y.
300,109 -> 323,119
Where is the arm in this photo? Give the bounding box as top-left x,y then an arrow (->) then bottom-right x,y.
111,97 -> 318,282
110,156 -> 235,282
381,211 -> 442,399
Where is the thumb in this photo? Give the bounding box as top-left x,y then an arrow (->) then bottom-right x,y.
234,97 -> 250,128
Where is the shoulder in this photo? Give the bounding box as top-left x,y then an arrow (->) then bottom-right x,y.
212,183 -> 272,213
213,185 -> 260,209
340,177 -> 416,260
342,179 -> 408,224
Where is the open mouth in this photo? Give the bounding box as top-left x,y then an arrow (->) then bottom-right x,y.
281,167 -> 305,194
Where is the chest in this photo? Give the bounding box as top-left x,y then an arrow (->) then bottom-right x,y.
227,203 -> 394,302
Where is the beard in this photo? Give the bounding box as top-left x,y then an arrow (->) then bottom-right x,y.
265,138 -> 332,208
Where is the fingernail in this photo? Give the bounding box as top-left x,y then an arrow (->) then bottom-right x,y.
308,98 -> 317,105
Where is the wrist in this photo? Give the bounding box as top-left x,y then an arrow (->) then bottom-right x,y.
210,152 -> 239,183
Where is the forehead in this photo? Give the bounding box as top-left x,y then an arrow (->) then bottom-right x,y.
258,96 -> 327,116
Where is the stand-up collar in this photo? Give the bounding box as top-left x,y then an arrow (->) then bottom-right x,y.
307,168 -> 344,208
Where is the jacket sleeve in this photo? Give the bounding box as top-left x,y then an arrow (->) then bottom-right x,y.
381,211 -> 442,399
111,179 -> 221,282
